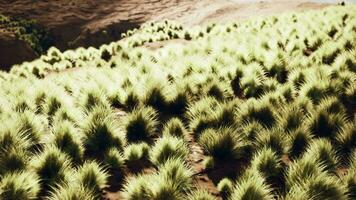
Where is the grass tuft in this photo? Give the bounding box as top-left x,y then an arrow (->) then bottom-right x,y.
82,106 -> 125,155
149,136 -> 189,166
198,127 -> 247,161
123,106 -> 158,143
0,171 -> 40,200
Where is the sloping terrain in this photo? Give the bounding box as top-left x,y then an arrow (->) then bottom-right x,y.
0,0 -> 331,68
0,4 -> 355,200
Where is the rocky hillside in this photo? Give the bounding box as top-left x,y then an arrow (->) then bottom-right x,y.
0,0 -> 331,69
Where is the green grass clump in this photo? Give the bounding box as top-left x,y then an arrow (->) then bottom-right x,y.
0,171 -> 40,200
187,189 -> 217,200
122,174 -> 154,200
81,106 -> 125,155
15,111 -> 43,147
122,158 -> 192,200
250,148 -> 282,183
124,142 -> 150,164
217,178 -> 234,198
50,120 -> 84,164
187,98 -> 237,136
294,172 -> 348,200
75,161 -> 109,194
199,127 -> 247,161
149,136 -> 189,166
286,127 -> 312,159
143,81 -> 168,111
255,128 -> 286,156
30,146 -> 73,194
162,117 -> 187,138
336,122 -> 356,160
303,139 -> 339,172
237,100 -> 276,128
123,106 -> 158,143
277,106 -> 305,132
286,157 -> 325,189
229,172 -> 274,200
0,124 -> 31,175
78,88 -> 110,111
47,183 -> 97,200
104,148 -> 125,178
152,158 -> 193,199
307,109 -> 347,139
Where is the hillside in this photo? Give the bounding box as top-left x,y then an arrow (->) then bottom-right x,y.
0,0 -> 330,69
0,3 -> 356,200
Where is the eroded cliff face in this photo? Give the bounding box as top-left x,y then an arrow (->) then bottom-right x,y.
0,0 -> 330,69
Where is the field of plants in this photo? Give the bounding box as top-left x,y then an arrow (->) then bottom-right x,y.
0,4 -> 355,200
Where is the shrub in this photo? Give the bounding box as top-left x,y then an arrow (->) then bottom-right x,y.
229,172 -> 274,200
50,121 -> 84,164
76,161 -> 109,194
0,171 -> 40,200
162,117 -> 187,138
198,127 -> 247,161
150,136 -> 189,166
123,106 -> 158,143
81,106 -> 125,155
30,146 -> 73,194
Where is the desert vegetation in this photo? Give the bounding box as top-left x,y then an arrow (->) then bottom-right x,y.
0,4 -> 355,200
0,14 -> 53,55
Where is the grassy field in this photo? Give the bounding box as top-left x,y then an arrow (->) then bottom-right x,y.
0,4 -> 355,200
